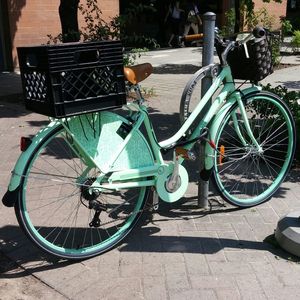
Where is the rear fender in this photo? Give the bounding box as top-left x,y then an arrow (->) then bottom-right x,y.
2,121 -> 59,207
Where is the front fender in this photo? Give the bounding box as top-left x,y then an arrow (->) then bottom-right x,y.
205,86 -> 262,171
2,121 -> 60,207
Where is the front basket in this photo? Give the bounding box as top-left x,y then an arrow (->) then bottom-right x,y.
217,34 -> 274,82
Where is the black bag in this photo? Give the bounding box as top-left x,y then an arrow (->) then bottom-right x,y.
217,34 -> 274,82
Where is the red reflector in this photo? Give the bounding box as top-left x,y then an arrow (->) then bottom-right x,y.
20,137 -> 31,152
208,140 -> 216,149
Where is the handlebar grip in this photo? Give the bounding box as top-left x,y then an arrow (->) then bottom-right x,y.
183,33 -> 204,42
252,26 -> 266,38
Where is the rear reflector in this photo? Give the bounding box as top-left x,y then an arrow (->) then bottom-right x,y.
20,137 -> 32,152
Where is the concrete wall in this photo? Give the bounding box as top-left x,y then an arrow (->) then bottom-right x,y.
6,0 -> 120,69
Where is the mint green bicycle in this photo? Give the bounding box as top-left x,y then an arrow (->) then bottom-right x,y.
2,28 -> 296,259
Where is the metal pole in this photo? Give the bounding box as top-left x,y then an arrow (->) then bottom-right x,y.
198,12 -> 216,209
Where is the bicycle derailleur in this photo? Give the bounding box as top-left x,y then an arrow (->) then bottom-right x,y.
80,178 -> 106,228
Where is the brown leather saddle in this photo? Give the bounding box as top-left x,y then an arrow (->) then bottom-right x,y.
124,63 -> 153,84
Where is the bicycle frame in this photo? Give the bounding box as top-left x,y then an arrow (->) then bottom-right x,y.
61,64 -> 261,192
5,63 -> 262,204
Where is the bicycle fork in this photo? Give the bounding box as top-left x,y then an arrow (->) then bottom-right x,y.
234,94 -> 263,153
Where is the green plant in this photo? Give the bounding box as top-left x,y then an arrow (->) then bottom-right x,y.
261,83 -> 300,146
79,1 -> 158,49
245,7 -> 275,31
78,0 -> 116,41
123,48 -> 148,66
291,30 -> 300,53
48,0 -> 159,66
234,0 -> 282,32
270,35 -> 281,66
280,17 -> 293,38
220,8 -> 235,36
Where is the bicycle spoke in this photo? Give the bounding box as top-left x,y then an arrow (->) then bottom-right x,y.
213,94 -> 295,206
17,123 -> 149,259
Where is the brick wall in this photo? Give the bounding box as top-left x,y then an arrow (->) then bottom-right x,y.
7,0 -> 120,69
254,0 -> 287,29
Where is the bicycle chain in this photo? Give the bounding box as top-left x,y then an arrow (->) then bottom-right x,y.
97,202 -> 159,227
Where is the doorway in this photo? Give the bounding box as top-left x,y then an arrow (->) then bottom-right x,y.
0,0 -> 13,71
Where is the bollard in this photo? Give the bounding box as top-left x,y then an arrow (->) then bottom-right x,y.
198,12 -> 216,209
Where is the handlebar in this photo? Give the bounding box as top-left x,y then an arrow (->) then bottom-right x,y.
181,26 -> 267,66
216,26 -> 267,66
181,33 -> 204,42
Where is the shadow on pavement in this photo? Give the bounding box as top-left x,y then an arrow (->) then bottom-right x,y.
1,194 -> 299,279
281,80 -> 300,89
154,64 -> 200,74
0,101 -> 28,119
121,225 -> 300,262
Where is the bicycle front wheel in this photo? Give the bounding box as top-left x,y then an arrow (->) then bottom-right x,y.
212,91 -> 296,207
15,125 -> 150,260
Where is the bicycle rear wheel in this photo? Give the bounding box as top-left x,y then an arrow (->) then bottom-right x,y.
15,124 -> 150,260
212,91 -> 296,207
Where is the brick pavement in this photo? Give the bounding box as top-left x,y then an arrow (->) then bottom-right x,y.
1,63 -> 300,299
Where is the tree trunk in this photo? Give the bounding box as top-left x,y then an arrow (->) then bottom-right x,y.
59,0 -> 80,42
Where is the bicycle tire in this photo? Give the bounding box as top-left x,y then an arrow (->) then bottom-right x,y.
15,122 -> 150,260
179,65 -> 221,135
179,69 -> 205,126
212,91 -> 296,207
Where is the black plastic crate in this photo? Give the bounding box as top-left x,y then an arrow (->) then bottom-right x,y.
17,40 -> 126,118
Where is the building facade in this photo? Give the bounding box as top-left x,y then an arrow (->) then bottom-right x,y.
0,0 -> 291,71
0,0 -> 119,71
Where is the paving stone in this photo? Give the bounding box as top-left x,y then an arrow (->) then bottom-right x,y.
119,249 -> 143,265
162,252 -> 184,265
235,274 -> 266,298
190,275 -> 237,289
165,274 -> 190,293
36,261 -> 87,290
142,251 -> 164,265
143,262 -> 164,277
119,263 -> 143,278
74,277 -> 144,300
177,219 -> 197,232
143,276 -> 168,300
257,206 -> 280,223
87,260 -> 120,279
217,231 -> 241,252
209,261 -> 253,275
215,287 -> 241,300
270,197 -> 290,216
210,214 -> 246,224
224,250 -> 269,262
184,253 -> 210,275
168,288 -> 217,300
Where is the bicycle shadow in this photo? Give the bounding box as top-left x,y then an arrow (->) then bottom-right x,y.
0,197 -> 300,278
0,101 -> 28,119
0,101 -> 48,129
0,225 -> 77,278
